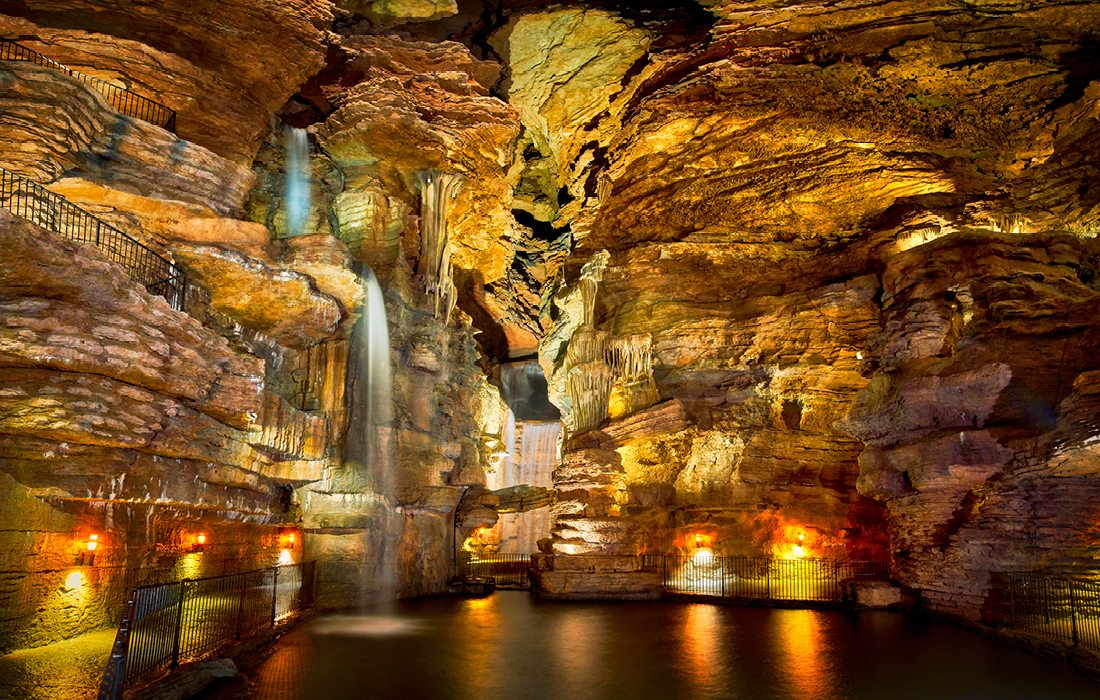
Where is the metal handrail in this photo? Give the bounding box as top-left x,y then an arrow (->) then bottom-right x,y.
462,553 -> 532,588
642,554 -> 889,602
0,39 -> 176,131
1004,571 -> 1100,653
0,167 -> 186,310
97,561 -> 316,700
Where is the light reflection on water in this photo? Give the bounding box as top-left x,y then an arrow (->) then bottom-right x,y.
679,601 -> 722,691
775,604 -> 833,699
261,592 -> 1098,700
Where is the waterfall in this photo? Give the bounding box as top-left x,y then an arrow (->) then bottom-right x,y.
516,421 -> 560,487
488,408 -> 516,491
361,266 -> 393,492
283,125 -> 310,237
345,264 -> 396,603
496,420 -> 560,554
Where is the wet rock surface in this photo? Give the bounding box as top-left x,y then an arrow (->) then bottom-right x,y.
1,0 -> 1100,659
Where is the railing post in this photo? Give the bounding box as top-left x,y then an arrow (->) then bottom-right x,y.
270,566 -> 279,626
1068,580 -> 1079,647
170,580 -> 187,667
234,575 -> 247,641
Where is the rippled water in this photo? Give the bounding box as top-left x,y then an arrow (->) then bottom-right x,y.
253,591 -> 1098,700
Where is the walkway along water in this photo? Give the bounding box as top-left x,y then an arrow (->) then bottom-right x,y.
98,562 -> 315,699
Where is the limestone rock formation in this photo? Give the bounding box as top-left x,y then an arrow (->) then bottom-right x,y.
0,213 -> 325,649
2,0 -> 1100,658
0,0 -> 334,164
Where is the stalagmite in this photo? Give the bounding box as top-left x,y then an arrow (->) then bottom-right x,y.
415,169 -> 463,323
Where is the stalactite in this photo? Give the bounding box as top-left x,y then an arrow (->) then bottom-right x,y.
607,334 -> 652,383
567,362 -> 614,434
567,328 -> 610,369
415,169 -> 463,323
578,249 -> 610,329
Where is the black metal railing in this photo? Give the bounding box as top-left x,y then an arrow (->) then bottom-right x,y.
462,554 -> 532,589
0,167 -> 186,310
1,39 -> 176,131
98,562 -> 315,699
642,554 -> 888,603
1005,572 -> 1100,653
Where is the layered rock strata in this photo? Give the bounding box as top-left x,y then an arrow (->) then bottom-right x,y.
842,231 -> 1100,620
0,214 -> 327,650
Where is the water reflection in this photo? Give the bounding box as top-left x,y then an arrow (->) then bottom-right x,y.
776,610 -> 833,699
679,603 -> 722,690
452,597 -> 502,698
311,614 -> 424,637
271,593 -> 1099,700
549,607 -> 601,698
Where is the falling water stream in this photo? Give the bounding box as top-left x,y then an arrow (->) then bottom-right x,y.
515,421 -> 560,487
283,125 -> 310,237
344,264 -> 397,604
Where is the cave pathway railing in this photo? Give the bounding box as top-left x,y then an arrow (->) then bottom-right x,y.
0,167 -> 187,310
1004,571 -> 1100,653
0,38 -> 177,131
642,554 -> 889,603
98,561 -> 316,700
461,553 -> 532,589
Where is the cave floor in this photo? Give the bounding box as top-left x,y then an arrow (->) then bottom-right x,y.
0,627 -> 114,700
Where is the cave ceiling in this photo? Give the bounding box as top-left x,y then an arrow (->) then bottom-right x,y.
1,0 -> 1098,359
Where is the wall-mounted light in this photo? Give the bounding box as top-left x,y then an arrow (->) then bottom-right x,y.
791,532 -> 806,559
694,533 -> 704,548
278,528 -> 298,549
193,532 -> 207,553
80,533 -> 98,566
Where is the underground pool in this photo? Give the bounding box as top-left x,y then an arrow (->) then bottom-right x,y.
234,591 -> 1099,699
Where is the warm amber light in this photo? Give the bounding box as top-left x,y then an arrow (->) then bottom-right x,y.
278,529 -> 298,548
196,533 -> 207,545
86,534 -> 98,552
694,533 -> 703,548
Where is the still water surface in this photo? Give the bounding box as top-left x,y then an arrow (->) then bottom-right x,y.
258,591 -> 1098,700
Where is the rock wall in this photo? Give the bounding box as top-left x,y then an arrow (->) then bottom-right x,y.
842,231 -> 1100,620
1,0 -> 1099,652
527,0 -> 1100,603
0,213 -> 321,651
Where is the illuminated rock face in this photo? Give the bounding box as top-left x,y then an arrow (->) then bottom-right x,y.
0,213 -> 323,649
1,0 -> 1099,645
841,233 -> 1100,620
0,0 -> 334,164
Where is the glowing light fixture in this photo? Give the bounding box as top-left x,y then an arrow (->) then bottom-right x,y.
278,528 -> 299,549
80,533 -> 99,566
791,532 -> 806,559
694,533 -> 703,548
691,548 -> 714,565
192,532 -> 207,553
